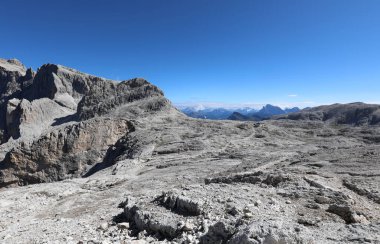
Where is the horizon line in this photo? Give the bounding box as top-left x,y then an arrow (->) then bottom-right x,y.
174,101 -> 380,110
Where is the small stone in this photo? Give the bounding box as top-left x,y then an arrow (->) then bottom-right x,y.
218,198 -> 226,204
137,230 -> 147,240
244,212 -> 253,218
183,222 -> 195,232
305,203 -> 321,209
254,200 -> 261,207
117,222 -> 130,230
145,237 -> 155,242
243,206 -> 251,213
351,213 -> 370,224
178,220 -> 185,227
298,218 -> 317,226
285,200 -> 292,204
187,234 -> 194,242
226,205 -> 239,216
315,196 -> 330,204
131,240 -> 147,244
98,222 -> 108,231
269,198 -> 276,204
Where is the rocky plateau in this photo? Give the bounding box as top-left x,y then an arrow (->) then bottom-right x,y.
0,58 -> 379,244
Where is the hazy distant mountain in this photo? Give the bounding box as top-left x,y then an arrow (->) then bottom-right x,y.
228,112 -> 262,121
228,104 -> 300,121
228,112 -> 249,121
234,107 -> 257,115
180,104 -> 300,121
256,104 -> 285,117
284,107 -> 301,113
180,107 -> 234,120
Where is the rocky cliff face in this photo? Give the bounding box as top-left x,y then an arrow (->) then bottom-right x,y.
0,58 -> 174,187
0,59 -> 32,143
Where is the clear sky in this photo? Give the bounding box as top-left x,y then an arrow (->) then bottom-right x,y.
1,0 -> 379,108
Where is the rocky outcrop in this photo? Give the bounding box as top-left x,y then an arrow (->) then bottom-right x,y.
5,98 -> 76,141
157,191 -> 204,216
205,171 -> 291,187
0,59 -> 33,143
77,78 -> 170,120
0,59 -> 27,99
5,98 -> 22,139
327,204 -> 369,224
0,58 -> 174,187
0,118 -> 133,186
26,64 -> 110,109
275,102 -> 380,126
123,197 -> 184,239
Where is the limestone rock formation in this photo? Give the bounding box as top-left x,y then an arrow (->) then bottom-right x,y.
0,59 -> 174,187
0,58 -> 379,244
0,58 -> 31,143
0,118 -> 133,187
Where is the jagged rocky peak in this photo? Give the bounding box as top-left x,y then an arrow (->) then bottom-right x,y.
29,63 -> 169,114
0,59 -> 30,98
77,77 -> 170,120
0,59 -> 36,143
0,58 -> 27,75
28,63 -> 108,109
34,64 -> 111,97
1,59 -> 167,107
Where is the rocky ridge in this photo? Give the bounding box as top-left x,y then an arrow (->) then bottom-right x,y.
0,59 -> 379,243
275,103 -> 380,126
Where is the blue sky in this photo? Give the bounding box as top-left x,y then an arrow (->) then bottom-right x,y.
1,0 -> 380,108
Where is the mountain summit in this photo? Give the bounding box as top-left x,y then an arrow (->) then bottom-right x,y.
226,104 -> 300,121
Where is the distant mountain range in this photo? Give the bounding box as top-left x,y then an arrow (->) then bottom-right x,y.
180,107 -> 235,120
179,104 -> 300,121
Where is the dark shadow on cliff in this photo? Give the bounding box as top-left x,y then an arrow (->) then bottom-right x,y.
82,139 -> 129,177
51,113 -> 79,126
83,123 -> 135,177
82,159 -> 114,177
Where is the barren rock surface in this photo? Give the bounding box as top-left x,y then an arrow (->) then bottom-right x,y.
0,59 -> 379,243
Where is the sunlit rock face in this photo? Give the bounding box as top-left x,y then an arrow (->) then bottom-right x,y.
0,59 -> 173,186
